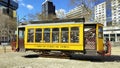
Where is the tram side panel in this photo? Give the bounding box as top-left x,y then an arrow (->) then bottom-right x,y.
24,24 -> 84,51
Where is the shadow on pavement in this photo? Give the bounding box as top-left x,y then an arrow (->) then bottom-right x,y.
70,54 -> 120,62
23,54 -> 120,62
23,54 -> 39,58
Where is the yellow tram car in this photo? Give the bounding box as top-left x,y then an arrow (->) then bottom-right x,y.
16,18 -> 109,56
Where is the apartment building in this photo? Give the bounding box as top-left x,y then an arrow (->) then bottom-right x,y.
42,0 -> 56,20
94,2 -> 107,26
94,0 -> 120,42
111,0 -> 120,25
66,5 -> 92,22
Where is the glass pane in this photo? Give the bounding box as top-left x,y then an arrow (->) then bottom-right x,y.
98,27 -> 103,38
35,29 -> 42,42
117,34 -> 120,36
27,29 -> 34,42
70,27 -> 79,43
117,34 -> 120,41
104,34 -> 109,37
19,30 -> 24,39
61,28 -> 68,43
104,34 -> 109,41
28,29 -> 34,33
44,28 -> 50,43
52,28 -> 59,43
110,34 -> 115,41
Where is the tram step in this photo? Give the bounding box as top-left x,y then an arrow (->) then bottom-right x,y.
85,50 -> 97,56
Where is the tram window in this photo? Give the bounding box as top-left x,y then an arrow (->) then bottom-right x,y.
98,27 -> 103,38
61,28 -> 68,43
35,29 -> 42,42
44,28 -> 50,43
52,28 -> 59,43
70,27 -> 79,43
27,29 -> 34,42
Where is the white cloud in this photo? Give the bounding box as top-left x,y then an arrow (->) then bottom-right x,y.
13,0 -> 18,2
18,0 -> 34,10
27,4 -> 34,10
20,3 -> 25,7
18,0 -> 23,2
56,9 -> 66,19
20,2 -> 34,10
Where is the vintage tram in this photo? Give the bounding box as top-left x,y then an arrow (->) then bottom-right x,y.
16,18 -> 111,56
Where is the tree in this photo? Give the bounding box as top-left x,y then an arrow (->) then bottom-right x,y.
56,9 -> 66,19
27,14 -> 38,21
35,12 -> 57,21
36,13 -> 42,21
0,14 -> 17,43
31,13 -> 46,21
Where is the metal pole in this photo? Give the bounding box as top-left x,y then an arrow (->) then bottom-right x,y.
7,0 -> 10,14
3,45 -> 6,53
2,44 -> 6,53
17,15 -> 19,26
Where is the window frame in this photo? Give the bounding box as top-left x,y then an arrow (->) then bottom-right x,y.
27,29 -> 34,43
43,28 -> 50,43
61,27 -> 69,43
35,28 -> 42,43
70,27 -> 79,43
98,26 -> 103,39
52,28 -> 59,43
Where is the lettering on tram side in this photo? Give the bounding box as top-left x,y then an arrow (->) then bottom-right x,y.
60,46 -> 69,48
36,45 -> 69,48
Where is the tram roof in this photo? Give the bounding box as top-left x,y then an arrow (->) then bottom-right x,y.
30,18 -> 85,24
18,22 -> 103,28
18,18 -> 103,28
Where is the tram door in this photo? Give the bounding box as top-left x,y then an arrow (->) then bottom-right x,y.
18,28 -> 25,52
84,24 -> 96,52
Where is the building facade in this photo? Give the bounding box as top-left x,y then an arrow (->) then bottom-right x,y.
94,2 -> 107,26
66,5 -> 92,22
42,0 -> 56,20
94,0 -> 120,43
0,0 -> 18,43
111,0 -> 120,25
104,26 -> 120,42
104,0 -> 120,43
0,0 -> 18,18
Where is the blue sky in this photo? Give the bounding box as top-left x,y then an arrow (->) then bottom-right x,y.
17,0 -> 74,21
17,0 -> 106,21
